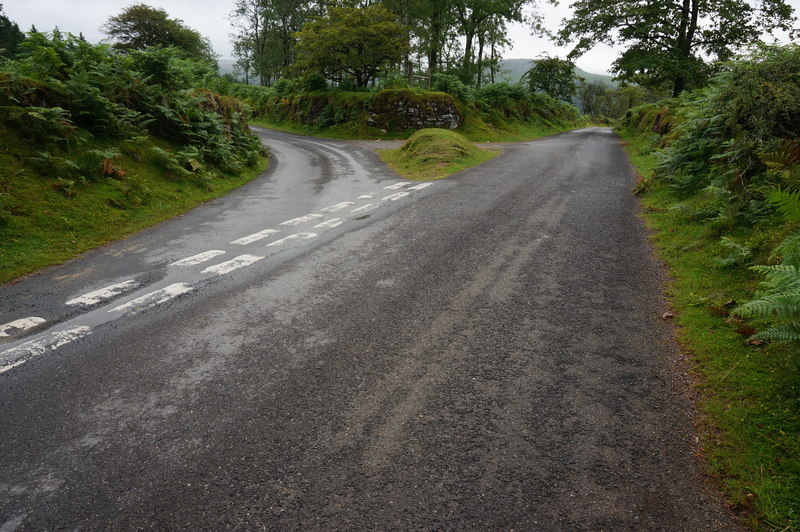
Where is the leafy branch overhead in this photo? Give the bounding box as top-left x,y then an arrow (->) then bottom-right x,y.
558,0 -> 797,96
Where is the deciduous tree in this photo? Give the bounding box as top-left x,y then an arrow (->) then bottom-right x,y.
293,5 -> 408,87
103,4 -> 216,63
522,55 -> 581,102
558,0 -> 796,97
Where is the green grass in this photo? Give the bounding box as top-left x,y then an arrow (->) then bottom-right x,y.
618,129 -> 800,530
0,130 -> 267,284
378,128 -> 500,181
252,113 -> 584,143
250,117 -> 415,140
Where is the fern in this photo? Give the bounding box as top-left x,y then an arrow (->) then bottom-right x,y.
767,187 -> 800,223
752,322 -> 800,343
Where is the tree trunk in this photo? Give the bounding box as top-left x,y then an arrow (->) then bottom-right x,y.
476,32 -> 485,88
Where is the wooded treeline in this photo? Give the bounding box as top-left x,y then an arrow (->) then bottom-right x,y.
229,0 -> 539,88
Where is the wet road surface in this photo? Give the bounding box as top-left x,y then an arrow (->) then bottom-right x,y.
0,128 -> 736,529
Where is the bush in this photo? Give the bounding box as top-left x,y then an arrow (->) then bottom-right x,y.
475,83 -> 527,108
301,73 -> 328,92
1,31 -> 264,182
658,44 -> 800,198
431,73 -> 472,102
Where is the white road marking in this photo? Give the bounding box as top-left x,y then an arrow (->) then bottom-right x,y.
280,214 -> 323,226
65,280 -> 139,306
384,182 -> 410,190
0,317 -> 46,337
0,360 -> 26,374
266,232 -> 318,247
408,182 -> 433,191
230,229 -> 279,245
172,250 -> 226,266
351,203 -> 378,214
321,202 -> 354,213
357,194 -> 375,199
0,326 -> 92,373
109,283 -> 193,314
202,254 -> 264,275
315,218 -> 343,229
383,192 -> 410,201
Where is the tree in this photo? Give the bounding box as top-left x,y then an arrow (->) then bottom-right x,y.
293,5 -> 409,87
229,0 -> 315,86
522,55 -> 582,102
0,4 -> 24,58
452,0 -> 532,85
559,0 -> 797,97
103,4 -> 216,63
578,81 -> 609,116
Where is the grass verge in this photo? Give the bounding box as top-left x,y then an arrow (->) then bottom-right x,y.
618,129 -> 800,530
377,128 -> 500,181
251,115 -> 583,143
0,131 -> 267,284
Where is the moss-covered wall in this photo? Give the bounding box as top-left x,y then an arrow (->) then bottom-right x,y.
252,89 -> 462,132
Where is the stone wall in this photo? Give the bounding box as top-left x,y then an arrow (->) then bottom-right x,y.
367,90 -> 462,130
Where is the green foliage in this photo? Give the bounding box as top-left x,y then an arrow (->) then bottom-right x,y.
293,5 -> 409,88
0,4 -> 24,58
103,3 -> 216,63
0,32 -> 265,218
559,0 -> 796,96
379,128 -> 500,180
657,45 -> 800,206
432,73 -> 472,102
474,83 -> 526,108
522,55 -> 582,102
618,120 -> 800,529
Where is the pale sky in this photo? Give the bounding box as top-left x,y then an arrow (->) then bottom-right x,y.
3,0 -> 799,76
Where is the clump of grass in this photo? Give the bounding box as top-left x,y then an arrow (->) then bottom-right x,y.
378,128 -> 500,181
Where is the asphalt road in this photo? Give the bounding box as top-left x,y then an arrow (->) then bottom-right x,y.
0,127 -> 736,529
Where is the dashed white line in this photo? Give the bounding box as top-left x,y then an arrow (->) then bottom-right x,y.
383,192 -> 411,201
230,229 -> 279,245
202,254 -> 264,275
280,214 -> 323,226
109,283 -> 193,314
0,360 -> 26,374
384,182 -> 411,190
0,326 -> 92,373
172,250 -> 226,266
351,203 -> 378,214
321,202 -> 354,213
408,182 -> 434,191
65,280 -> 139,306
0,317 -> 46,337
315,218 -> 343,229
266,232 -> 318,247
357,194 -> 375,200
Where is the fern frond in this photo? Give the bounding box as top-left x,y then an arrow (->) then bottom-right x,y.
751,322 -> 800,343
767,187 -> 800,223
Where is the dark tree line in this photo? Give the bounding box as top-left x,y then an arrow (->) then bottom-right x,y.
229,0 -> 541,88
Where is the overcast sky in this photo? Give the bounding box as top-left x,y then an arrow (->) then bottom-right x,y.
3,0 -> 799,75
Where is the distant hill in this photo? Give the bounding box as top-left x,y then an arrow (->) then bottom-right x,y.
219,59 -> 237,77
217,57 -> 618,90
499,58 -> 618,87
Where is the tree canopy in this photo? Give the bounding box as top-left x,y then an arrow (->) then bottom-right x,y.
558,0 -> 797,97
103,4 -> 216,63
230,0 -> 543,88
522,55 -> 581,102
0,4 -> 24,58
293,5 -> 409,87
